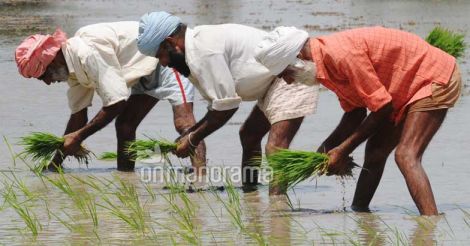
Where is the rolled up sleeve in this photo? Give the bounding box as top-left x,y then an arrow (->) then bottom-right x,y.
67,79 -> 94,114
190,53 -> 242,111
339,50 -> 392,112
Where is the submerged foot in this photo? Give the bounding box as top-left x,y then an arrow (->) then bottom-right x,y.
351,205 -> 371,213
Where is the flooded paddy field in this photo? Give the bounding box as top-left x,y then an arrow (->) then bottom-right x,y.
0,0 -> 469,244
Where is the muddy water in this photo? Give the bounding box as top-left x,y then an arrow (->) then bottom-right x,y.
1,0 -> 470,244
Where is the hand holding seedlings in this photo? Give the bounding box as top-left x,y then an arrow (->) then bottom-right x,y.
173,133 -> 196,158
62,132 -> 83,156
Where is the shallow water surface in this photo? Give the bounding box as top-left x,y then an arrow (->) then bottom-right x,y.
0,0 -> 469,244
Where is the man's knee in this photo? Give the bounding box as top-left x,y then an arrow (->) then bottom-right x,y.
394,146 -> 419,171
264,118 -> 303,155
265,142 -> 280,156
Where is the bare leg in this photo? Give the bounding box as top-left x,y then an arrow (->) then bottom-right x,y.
267,117 -> 304,195
351,120 -> 403,212
239,106 -> 271,187
115,95 -> 158,171
172,103 -> 206,175
395,109 -> 448,215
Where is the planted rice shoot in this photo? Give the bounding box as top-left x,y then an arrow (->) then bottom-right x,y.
126,137 -> 177,160
18,132 -> 92,167
267,149 -> 355,189
426,27 -> 466,58
97,151 -> 117,161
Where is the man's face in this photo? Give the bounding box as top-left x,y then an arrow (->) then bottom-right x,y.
156,40 -> 190,77
38,60 -> 69,85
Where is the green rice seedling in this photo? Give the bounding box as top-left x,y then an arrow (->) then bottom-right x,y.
158,166 -> 200,244
3,136 -> 17,167
126,137 -> 177,160
18,132 -> 93,167
143,182 -> 157,201
460,208 -> 470,229
208,173 -> 268,244
426,27 -> 466,58
98,176 -> 149,235
2,181 -> 42,236
97,151 -> 117,161
1,171 -> 36,200
70,175 -> 104,193
267,149 -> 355,189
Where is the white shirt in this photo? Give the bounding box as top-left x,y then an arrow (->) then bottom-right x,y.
63,21 -> 158,113
185,24 -> 275,111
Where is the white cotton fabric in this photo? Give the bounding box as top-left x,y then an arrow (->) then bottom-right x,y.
63,21 -> 158,113
254,26 -> 309,76
257,77 -> 319,124
184,24 -> 275,111
131,65 -> 194,105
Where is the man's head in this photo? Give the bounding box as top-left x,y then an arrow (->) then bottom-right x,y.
137,11 -> 190,77
254,26 -> 319,86
15,28 -> 69,85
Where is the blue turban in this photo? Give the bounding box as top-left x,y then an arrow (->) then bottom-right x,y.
137,11 -> 182,57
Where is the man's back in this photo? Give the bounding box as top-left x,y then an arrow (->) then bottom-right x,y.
185,24 -> 274,103
70,21 -> 157,84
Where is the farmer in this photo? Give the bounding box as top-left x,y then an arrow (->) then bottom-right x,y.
15,21 -> 206,173
137,12 -> 319,192
254,26 -> 462,215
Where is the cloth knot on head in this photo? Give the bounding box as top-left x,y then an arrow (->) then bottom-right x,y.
254,26 -> 309,76
15,28 -> 67,79
137,11 -> 181,57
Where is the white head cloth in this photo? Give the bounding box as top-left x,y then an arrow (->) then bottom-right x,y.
254,26 -> 309,76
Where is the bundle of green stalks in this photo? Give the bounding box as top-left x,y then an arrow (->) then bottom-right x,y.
18,132 -> 92,166
426,27 -> 466,58
126,137 -> 177,160
97,151 -> 117,161
267,149 -> 356,189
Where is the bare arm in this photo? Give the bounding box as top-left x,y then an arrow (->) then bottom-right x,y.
191,108 -> 238,144
337,102 -> 393,154
317,107 -> 367,153
327,102 -> 393,174
61,100 -> 127,156
49,108 -> 88,169
74,100 -> 127,142
173,108 -> 238,157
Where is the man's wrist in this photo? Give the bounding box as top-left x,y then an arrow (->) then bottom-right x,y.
188,132 -> 199,148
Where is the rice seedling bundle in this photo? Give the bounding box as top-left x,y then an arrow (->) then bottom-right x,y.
126,138 -> 177,160
426,27 -> 466,58
267,149 -> 355,189
18,132 -> 92,166
97,151 -> 117,161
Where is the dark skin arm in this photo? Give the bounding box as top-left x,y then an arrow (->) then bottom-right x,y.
328,102 -> 393,174
62,100 -> 127,155
317,107 -> 367,153
174,108 -> 238,158
48,108 -> 88,170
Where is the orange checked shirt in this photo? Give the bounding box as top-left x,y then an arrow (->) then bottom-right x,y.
311,26 -> 456,123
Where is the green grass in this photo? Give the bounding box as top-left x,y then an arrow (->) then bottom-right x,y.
267,149 -> 355,189
1,180 -> 42,236
18,132 -> 92,167
97,176 -> 149,235
126,138 -> 177,160
426,27 -> 466,58
97,151 -> 117,161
